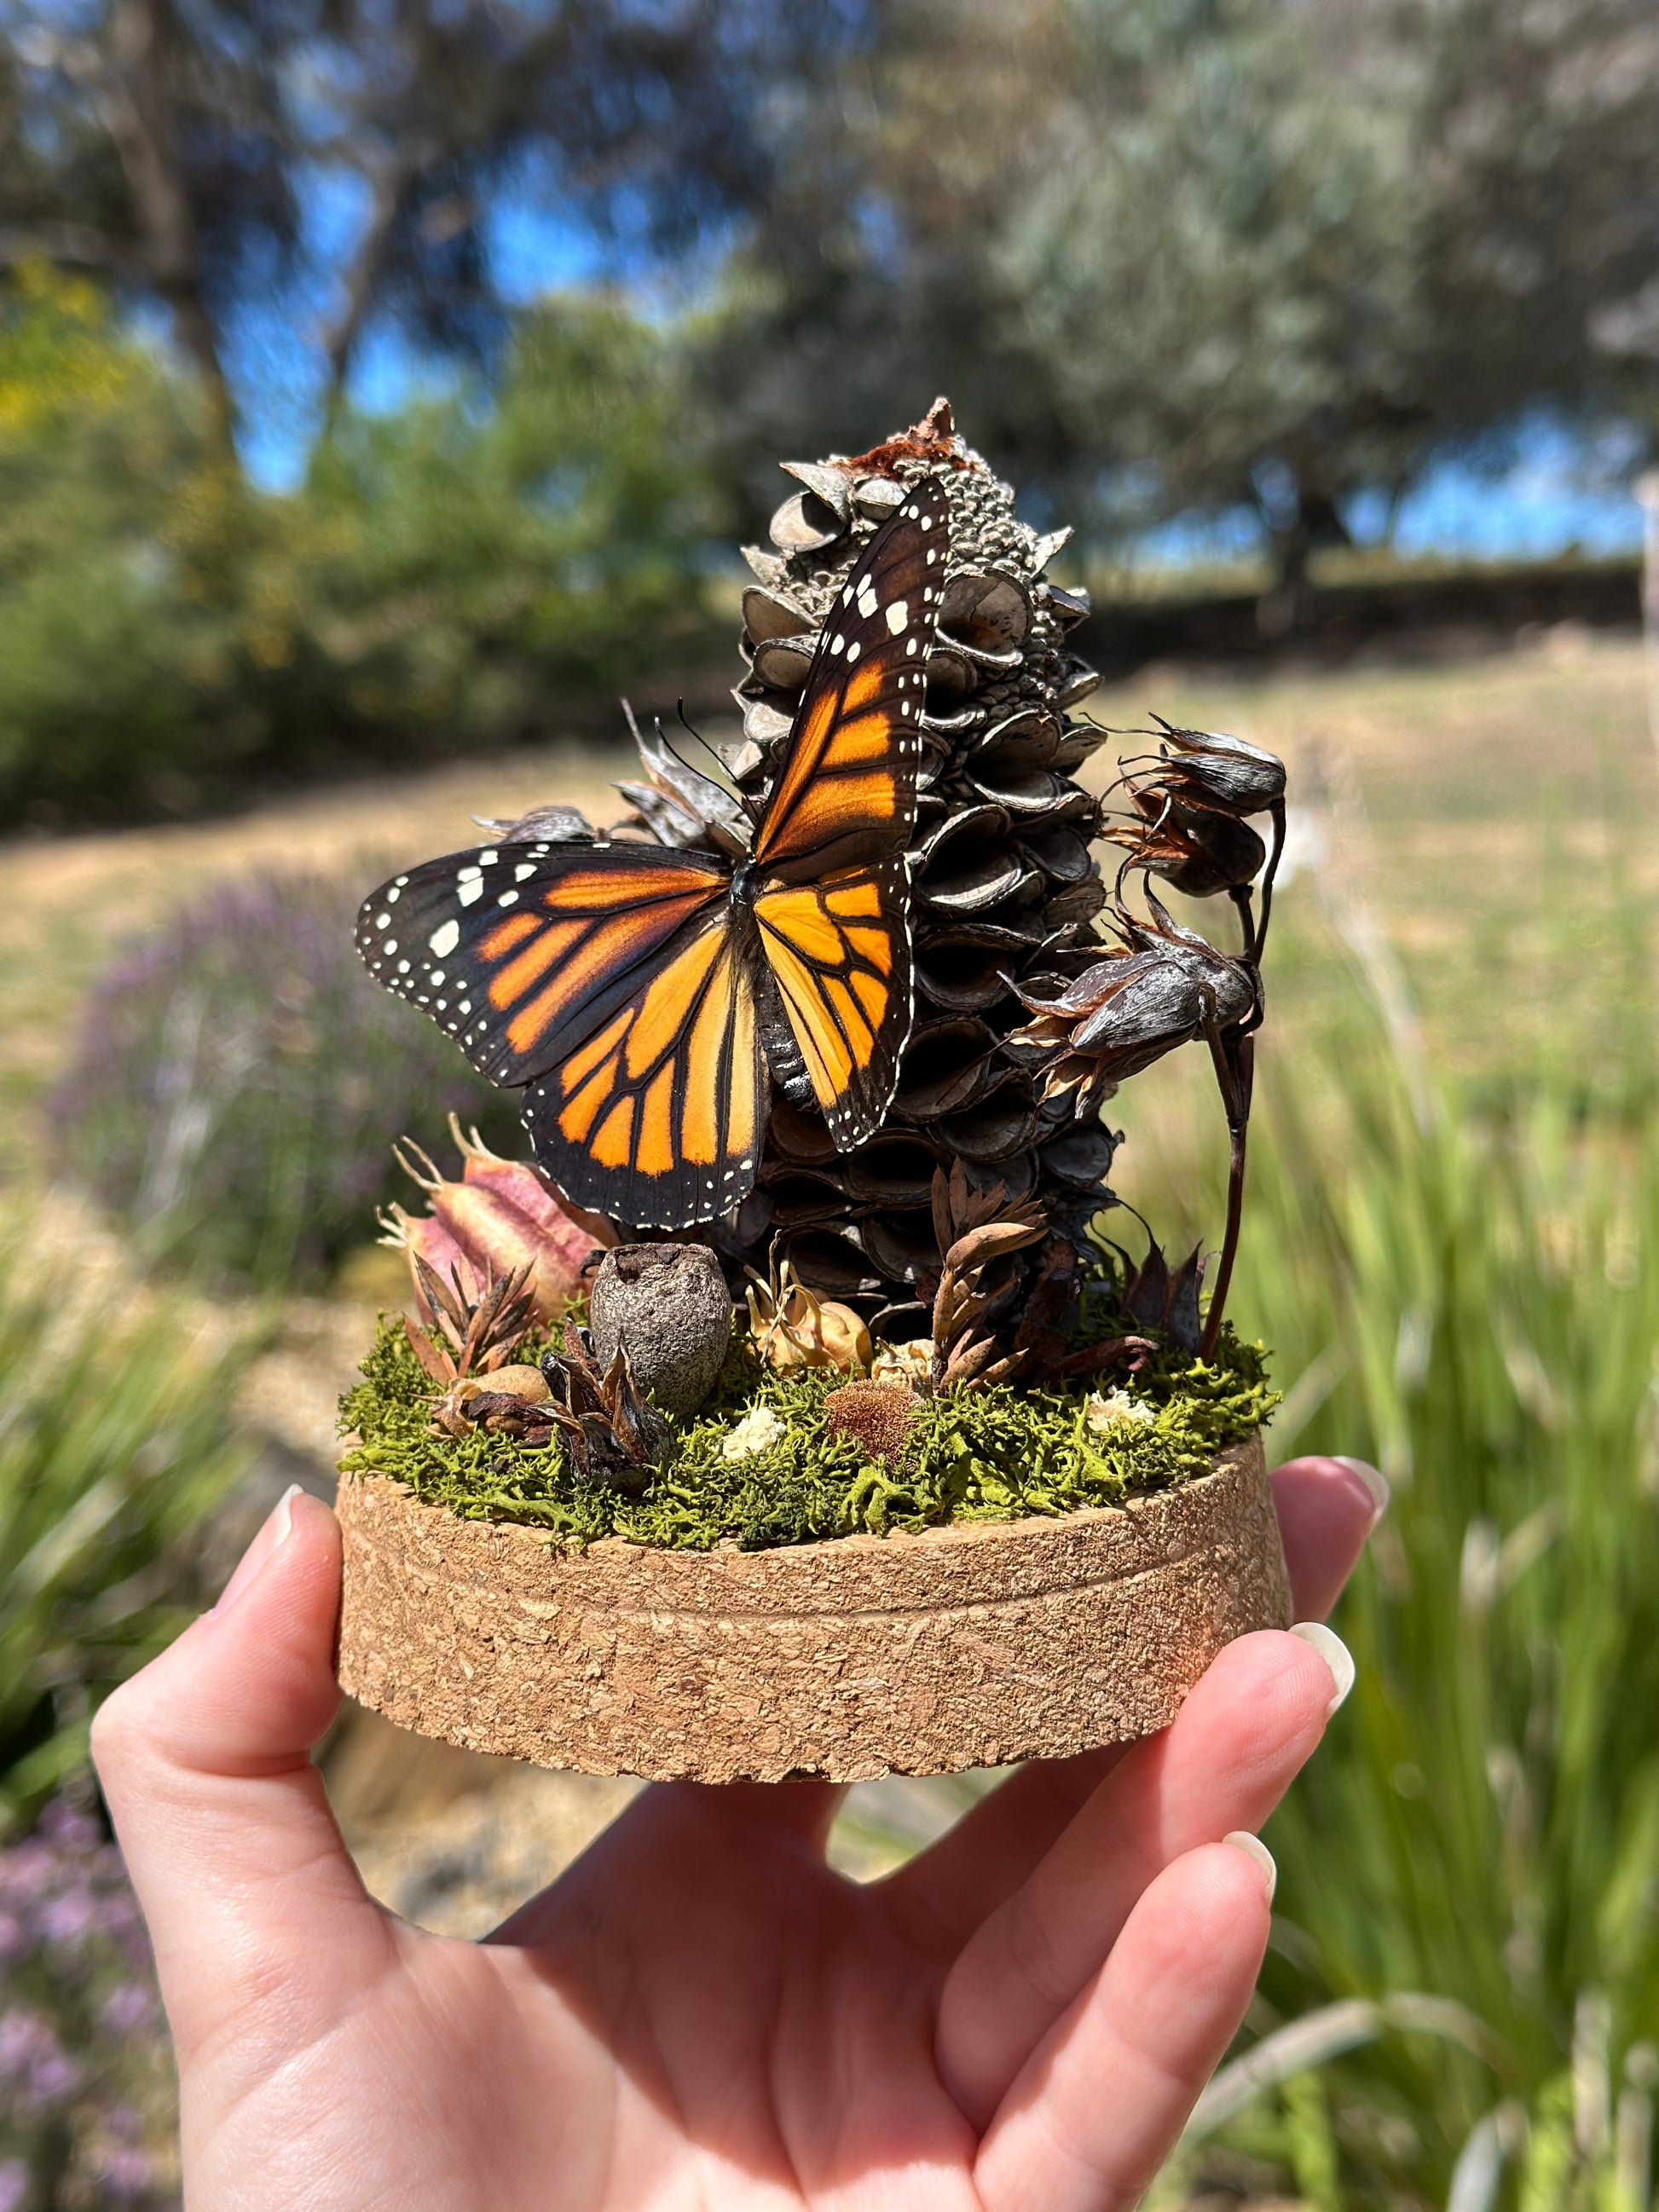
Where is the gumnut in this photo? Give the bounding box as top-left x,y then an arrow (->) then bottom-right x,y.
587,1243 -> 734,1418
382,1113 -> 612,1325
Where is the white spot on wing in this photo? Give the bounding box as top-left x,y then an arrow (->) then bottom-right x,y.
846,640 -> 860,663
428,919 -> 460,959
886,599 -> 910,635
498,889 -> 519,907
458,877 -> 485,907
513,862 -> 536,881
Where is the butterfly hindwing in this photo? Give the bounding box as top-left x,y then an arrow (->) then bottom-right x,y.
752,858 -> 914,1150
356,842 -> 730,1089
752,482 -> 943,881
521,910 -> 765,1230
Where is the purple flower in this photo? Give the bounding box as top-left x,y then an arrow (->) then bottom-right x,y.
101,1983 -> 156,2035
0,2161 -> 28,2212
96,2145 -> 159,2200
0,2007 -> 80,2108
38,1802 -> 101,1854
0,1839 -> 59,1905
0,1910 -> 24,1963
38,1886 -> 99,1945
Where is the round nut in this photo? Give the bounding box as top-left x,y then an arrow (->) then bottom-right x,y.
587,1243 -> 733,1418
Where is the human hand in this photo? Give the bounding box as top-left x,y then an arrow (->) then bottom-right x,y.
92,1453 -> 1382,2212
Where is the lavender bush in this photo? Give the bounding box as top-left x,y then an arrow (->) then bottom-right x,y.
51,871 -> 518,1288
0,1800 -> 176,2212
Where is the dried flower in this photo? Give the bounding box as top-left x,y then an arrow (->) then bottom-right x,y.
1134,715 -> 1286,821
871,1339 -> 935,1390
1084,1388 -> 1155,1432
1104,787 -> 1268,898
824,1381 -> 919,1463
383,1114 -> 609,1325
402,1255 -> 539,1387
1013,907 -> 1255,1116
745,1259 -> 872,1372
430,1364 -> 552,1440
722,1405 -> 786,1460
928,1164 -> 1045,1393
540,1323 -> 672,1494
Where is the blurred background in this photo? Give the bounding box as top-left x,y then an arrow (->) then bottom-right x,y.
3,1 -> 1659,2205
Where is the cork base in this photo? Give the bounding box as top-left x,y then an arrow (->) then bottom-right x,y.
335,1433 -> 1290,1783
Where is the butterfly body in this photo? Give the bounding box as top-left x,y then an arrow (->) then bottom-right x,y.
358,487 -> 947,1232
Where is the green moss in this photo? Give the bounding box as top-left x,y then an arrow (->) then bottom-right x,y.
338,1289 -> 1279,1552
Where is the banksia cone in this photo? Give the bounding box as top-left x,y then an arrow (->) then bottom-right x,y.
626,399 -> 1115,1336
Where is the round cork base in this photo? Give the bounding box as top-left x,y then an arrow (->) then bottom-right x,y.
335,1432 -> 1290,1784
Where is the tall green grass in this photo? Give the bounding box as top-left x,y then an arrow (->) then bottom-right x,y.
0,1191 -> 254,1830
1107,894 -> 1659,2210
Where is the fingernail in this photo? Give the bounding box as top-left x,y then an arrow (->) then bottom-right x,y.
1289,1620 -> 1356,1717
215,1484 -> 303,1614
1332,1455 -> 1390,1528
1223,1830 -> 1277,1905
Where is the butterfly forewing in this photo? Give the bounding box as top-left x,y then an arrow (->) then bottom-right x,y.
753,484 -> 941,881
746,482 -> 944,1142
356,842 -> 730,1089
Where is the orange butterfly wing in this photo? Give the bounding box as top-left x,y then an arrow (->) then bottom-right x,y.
522,911 -> 765,1229
747,482 -> 944,1143
356,841 -> 766,1227
356,842 -> 730,1087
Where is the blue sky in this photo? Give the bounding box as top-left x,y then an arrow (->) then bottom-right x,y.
226,186 -> 1651,569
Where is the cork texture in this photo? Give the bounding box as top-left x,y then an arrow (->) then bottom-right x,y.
335,1433 -> 1290,1783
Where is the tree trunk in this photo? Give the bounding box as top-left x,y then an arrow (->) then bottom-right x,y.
101,0 -> 238,459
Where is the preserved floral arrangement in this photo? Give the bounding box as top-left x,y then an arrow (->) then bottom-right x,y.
335,401 -> 1294,1783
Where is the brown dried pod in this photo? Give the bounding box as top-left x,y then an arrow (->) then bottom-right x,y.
540,1322 -> 673,1495
824,1381 -> 921,1464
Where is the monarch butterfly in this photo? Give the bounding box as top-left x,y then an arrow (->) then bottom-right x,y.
356,484 -> 947,1230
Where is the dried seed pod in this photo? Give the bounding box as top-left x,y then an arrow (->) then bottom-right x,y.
1107,791 -> 1268,897
1142,716 -> 1286,818
587,1243 -> 734,1417
384,1116 -> 610,1325
1013,936 -> 1254,1112
745,1257 -> 873,1372
430,1364 -> 552,1439
824,1380 -> 920,1464
540,1322 -> 673,1493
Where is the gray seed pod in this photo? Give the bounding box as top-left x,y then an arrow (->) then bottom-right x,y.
587,1244 -> 733,1417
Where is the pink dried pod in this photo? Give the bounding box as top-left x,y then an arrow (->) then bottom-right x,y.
381,1114 -> 613,1325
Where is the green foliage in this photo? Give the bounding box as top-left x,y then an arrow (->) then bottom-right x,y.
0,1192 -> 254,1833
1131,917 -> 1659,2209
0,270 -> 725,821
339,1308 -> 1275,1552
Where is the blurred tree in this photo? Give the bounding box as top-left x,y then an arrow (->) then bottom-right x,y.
0,267 -> 725,819
702,0 -> 1659,579
0,0 -> 856,461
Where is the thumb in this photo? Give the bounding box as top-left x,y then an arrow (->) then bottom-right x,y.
92,1486 -> 397,2069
